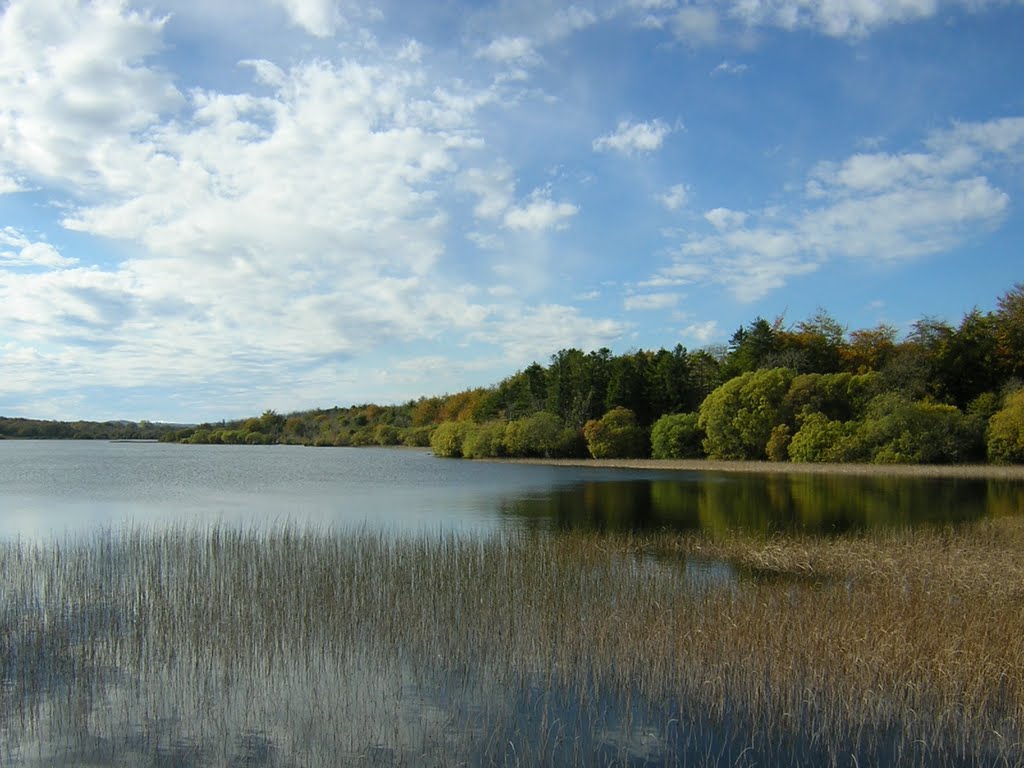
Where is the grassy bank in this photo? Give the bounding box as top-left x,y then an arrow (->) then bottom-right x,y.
3,522 -> 1024,765
487,456 -> 1024,480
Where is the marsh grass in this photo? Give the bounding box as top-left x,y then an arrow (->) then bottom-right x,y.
3,520 -> 1024,765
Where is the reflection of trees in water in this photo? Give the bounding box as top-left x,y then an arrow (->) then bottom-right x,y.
501,474 -> 1020,534
503,481 -> 701,532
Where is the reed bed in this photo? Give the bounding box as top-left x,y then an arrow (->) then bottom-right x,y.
2,520 -> 1024,766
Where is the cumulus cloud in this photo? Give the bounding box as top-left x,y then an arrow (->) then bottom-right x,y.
503,189 -> 579,231
629,0 -> 677,8
0,174 -> 24,194
0,0 -> 183,186
0,1 -> 500,411
726,0 -> 939,37
704,207 -> 748,230
650,117 -> 1019,301
475,35 -> 541,65
711,60 -> 747,75
0,229 -> 78,269
931,116 -> 1024,159
681,320 -> 720,345
270,0 -> 342,37
627,0 -> 1011,41
624,292 -> 680,311
458,166 -> 515,220
593,119 -> 673,155
657,184 -> 690,210
471,304 -> 626,362
672,6 -> 719,42
0,0 -> 637,419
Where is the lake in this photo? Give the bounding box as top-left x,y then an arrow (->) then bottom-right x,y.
1,440 -> 1020,540
3,441 -> 1024,766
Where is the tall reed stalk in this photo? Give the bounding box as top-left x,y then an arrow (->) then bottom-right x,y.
2,519 -> 1024,765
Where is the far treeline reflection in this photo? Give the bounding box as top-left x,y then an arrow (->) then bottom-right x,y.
502,474 -> 1024,534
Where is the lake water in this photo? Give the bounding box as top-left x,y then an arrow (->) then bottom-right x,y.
3,440 -> 1024,766
1,440 -> 1022,540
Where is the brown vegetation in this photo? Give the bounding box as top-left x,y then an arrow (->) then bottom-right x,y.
4,520 -> 1024,764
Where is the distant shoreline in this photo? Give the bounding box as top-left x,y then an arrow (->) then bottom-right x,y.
484,457 -> 1024,480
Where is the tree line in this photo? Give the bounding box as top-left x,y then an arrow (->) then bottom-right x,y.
0,417 -> 180,441
19,283 -> 1024,465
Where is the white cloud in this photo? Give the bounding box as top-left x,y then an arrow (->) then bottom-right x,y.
798,176 -> 1008,261
624,292 -> 680,311
632,0 -> 1010,42
472,304 -> 626,362
0,228 -> 78,269
593,119 -> 673,155
0,1 -> 520,414
711,60 -> 747,75
466,232 -> 503,250
672,6 -> 720,42
475,35 -> 541,66
0,0 -> 183,186
657,184 -> 690,210
681,320 -> 720,345
774,0 -> 938,38
0,174 -> 24,194
650,117 -> 1019,301
546,6 -> 599,39
503,189 -> 579,231
932,116 -> 1024,158
0,1 -> 637,419
704,207 -> 748,230
270,0 -> 342,37
458,166 -> 515,220
629,0 -> 677,8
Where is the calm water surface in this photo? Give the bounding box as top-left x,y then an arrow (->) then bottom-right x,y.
3,440 -> 1024,766
1,440 -> 1021,539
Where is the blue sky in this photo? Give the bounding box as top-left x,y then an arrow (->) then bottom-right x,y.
1,0 -> 1022,422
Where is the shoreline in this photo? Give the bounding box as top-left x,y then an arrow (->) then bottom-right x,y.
483,457 -> 1024,480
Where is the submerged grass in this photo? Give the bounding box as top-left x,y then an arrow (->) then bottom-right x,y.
3,520 -> 1024,766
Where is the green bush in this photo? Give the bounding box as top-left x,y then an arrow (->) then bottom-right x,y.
583,407 -> 648,459
244,431 -> 270,445
698,368 -> 795,460
788,413 -> 856,463
462,421 -> 507,459
503,412 -> 566,458
851,394 -> 981,464
650,413 -> 704,459
349,428 -> 377,446
988,389 -> 1024,464
783,372 -> 881,425
765,424 -> 791,462
401,425 -> 434,447
429,421 -> 470,458
374,425 -> 401,446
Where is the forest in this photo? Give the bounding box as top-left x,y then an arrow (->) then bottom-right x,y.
0,417 -> 181,441
153,282 -> 1024,465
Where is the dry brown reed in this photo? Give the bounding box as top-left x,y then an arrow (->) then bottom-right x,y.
3,519 -> 1024,765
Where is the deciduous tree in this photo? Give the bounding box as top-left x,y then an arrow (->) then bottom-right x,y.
583,407 -> 648,459
698,368 -> 795,460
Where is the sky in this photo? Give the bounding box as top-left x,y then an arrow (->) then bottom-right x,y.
1,0 -> 1022,423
